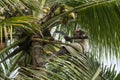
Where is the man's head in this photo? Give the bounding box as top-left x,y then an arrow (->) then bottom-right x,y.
73,29 -> 89,52
73,29 -> 87,39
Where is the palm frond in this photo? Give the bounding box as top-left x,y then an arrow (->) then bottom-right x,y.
75,0 -> 120,59
115,72 -> 120,80
15,52 -> 118,80
0,37 -> 26,55
42,0 -> 120,60
0,37 -> 29,79
0,0 -> 41,16
0,16 -> 40,36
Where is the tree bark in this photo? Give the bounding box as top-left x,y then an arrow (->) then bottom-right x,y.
31,34 -> 46,68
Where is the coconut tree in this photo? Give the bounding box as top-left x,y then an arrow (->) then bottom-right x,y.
0,0 -> 120,80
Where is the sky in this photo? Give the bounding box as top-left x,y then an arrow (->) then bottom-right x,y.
101,53 -> 120,74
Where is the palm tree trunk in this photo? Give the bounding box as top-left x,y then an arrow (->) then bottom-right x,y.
31,34 -> 46,67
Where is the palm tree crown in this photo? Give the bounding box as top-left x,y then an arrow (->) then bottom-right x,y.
0,0 -> 120,80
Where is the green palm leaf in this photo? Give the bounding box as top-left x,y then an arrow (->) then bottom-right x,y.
0,0 -> 120,79
16,52 -> 117,80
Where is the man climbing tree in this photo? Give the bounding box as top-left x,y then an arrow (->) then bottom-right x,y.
0,0 -> 119,80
